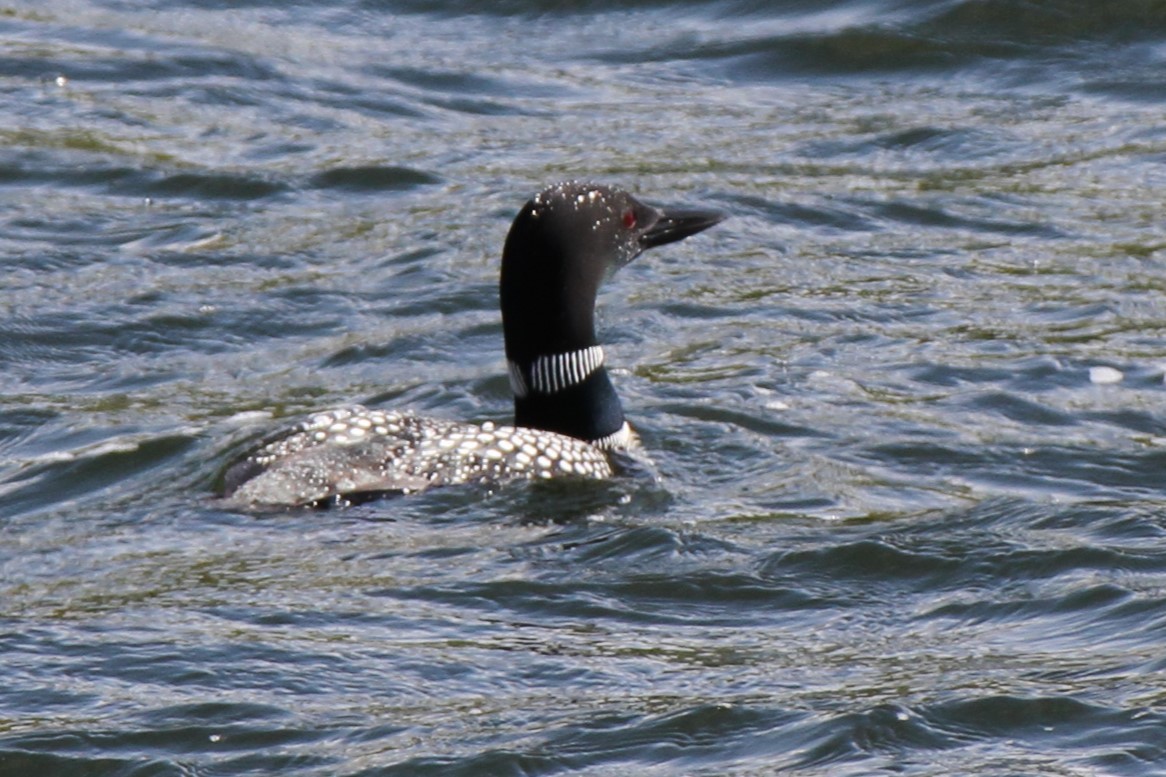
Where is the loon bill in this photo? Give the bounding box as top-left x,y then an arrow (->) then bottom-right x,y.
220,181 -> 724,507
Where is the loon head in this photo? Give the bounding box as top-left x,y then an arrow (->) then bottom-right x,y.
499,181 -> 723,444
500,181 -> 723,362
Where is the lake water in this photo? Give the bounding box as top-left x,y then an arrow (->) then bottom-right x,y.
3,0 -> 1166,774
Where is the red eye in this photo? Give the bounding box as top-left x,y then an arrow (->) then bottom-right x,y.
622,209 -> 637,229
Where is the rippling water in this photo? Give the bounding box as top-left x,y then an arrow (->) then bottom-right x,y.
4,0 -> 1166,774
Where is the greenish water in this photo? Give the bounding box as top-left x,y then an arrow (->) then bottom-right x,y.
3,0 -> 1166,774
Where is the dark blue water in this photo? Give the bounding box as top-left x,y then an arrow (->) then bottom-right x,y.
3,0 -> 1166,774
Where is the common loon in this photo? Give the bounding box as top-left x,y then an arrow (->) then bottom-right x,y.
221,181 -> 723,506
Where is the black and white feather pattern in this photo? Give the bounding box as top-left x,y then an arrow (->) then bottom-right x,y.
224,406 -> 616,506
508,346 -> 605,397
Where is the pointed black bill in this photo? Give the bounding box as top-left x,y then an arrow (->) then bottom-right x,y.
640,207 -> 725,250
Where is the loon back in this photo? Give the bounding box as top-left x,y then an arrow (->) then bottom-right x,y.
221,181 -> 723,507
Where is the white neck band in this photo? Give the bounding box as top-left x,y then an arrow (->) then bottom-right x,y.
508,345 -> 605,397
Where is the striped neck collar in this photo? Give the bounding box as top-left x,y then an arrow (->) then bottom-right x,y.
509,346 -> 627,446
507,345 -> 605,398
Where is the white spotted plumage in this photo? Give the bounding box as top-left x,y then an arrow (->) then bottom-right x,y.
226,406 -> 619,506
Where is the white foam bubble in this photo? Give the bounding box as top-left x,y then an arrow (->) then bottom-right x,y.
1089,366 -> 1123,385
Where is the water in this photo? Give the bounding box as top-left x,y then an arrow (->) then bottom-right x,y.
3,0 -> 1166,774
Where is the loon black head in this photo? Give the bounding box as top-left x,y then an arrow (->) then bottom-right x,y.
500,181 -> 723,446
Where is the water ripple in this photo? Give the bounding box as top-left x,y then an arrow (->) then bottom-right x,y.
3,0 -> 1166,775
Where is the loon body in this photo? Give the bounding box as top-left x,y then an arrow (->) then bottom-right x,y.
221,182 -> 723,506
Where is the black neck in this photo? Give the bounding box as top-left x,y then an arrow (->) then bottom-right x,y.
513,365 -> 625,443
499,203 -> 603,364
